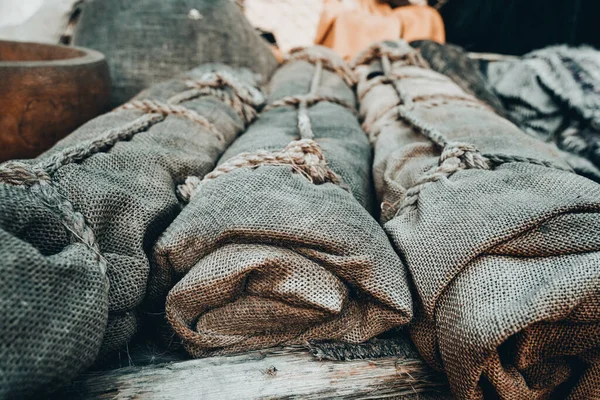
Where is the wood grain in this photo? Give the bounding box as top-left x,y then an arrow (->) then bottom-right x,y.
0,40 -> 110,162
60,347 -> 449,399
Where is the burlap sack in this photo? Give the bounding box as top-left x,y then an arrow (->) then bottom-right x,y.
0,64 -> 263,396
72,0 -> 278,106
0,189 -> 108,398
486,45 -> 600,175
150,46 -> 413,357
409,40 -> 506,117
353,41 -> 600,399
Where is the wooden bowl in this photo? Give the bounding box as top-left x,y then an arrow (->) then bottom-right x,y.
0,40 -> 110,162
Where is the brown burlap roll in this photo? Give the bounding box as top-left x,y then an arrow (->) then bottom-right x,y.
0,64 -> 263,396
353,40 -> 600,399
150,46 -> 413,357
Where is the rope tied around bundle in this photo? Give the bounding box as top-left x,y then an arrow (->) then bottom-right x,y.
177,139 -> 341,202
116,100 -> 226,143
264,56 -> 356,139
0,162 -> 107,274
351,42 -> 431,70
0,162 -> 50,186
168,71 -> 265,124
0,114 -> 165,275
178,48 -> 352,202
285,47 -> 357,86
359,42 -> 570,219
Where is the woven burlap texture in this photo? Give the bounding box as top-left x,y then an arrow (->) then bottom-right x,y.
72,0 -> 278,106
0,64 -> 263,398
354,40 -> 600,400
150,46 -> 413,357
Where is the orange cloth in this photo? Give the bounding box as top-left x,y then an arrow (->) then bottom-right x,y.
315,0 -> 445,60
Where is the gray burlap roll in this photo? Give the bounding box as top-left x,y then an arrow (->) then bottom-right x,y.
354,40 -> 600,400
0,186 -> 108,398
72,0 -> 278,106
0,64 -> 263,397
150,47 -> 413,357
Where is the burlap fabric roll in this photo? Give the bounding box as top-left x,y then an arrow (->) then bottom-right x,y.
150,46 -> 413,357
0,64 -> 263,397
72,0 -> 278,106
353,40 -> 600,399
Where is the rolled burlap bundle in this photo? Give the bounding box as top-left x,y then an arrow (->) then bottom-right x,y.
353,40 -> 600,399
150,46 -> 413,357
0,64 -> 263,397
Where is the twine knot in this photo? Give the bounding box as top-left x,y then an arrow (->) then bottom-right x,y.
0,161 -> 51,186
178,139 -> 341,202
351,42 -> 430,69
185,71 -> 265,108
439,142 -> 490,171
285,47 -> 357,86
116,99 -> 225,143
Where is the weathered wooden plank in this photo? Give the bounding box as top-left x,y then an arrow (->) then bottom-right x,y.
61,348 -> 449,399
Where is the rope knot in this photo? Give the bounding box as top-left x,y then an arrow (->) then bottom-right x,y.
0,161 -> 51,186
177,139 -> 342,202
116,99 -> 225,143
185,71 -> 265,108
285,47 -> 357,86
440,142 -> 490,171
351,42 -> 430,69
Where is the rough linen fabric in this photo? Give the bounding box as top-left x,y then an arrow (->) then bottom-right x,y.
0,65 -> 263,397
353,41 -> 600,400
73,0 -> 278,106
150,47 -> 413,357
486,45 -> 600,182
409,40 -> 506,117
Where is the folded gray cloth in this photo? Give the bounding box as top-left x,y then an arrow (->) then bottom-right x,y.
73,0 -> 278,106
0,64 -> 263,397
354,40 -> 600,400
149,47 -> 413,357
487,45 -> 600,181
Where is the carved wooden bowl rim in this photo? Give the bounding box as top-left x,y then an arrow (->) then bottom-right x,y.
0,40 -> 105,68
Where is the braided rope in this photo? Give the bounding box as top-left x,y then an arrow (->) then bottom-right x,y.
358,43 -> 569,218
169,86 -> 259,125
185,71 -> 265,107
0,171 -> 107,274
0,115 -> 163,184
264,58 -> 356,139
351,42 -> 431,69
483,153 -> 570,171
167,71 -> 265,125
177,139 -> 341,202
117,100 -> 225,143
0,114 -> 165,274
285,47 -> 357,86
0,162 -> 50,186
178,49 -> 352,202
263,95 -> 356,115
42,114 -> 164,175
31,182 -> 108,275
296,59 -> 324,140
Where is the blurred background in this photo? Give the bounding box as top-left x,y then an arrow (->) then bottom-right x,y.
1,0 -> 598,56
1,0 -> 599,166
